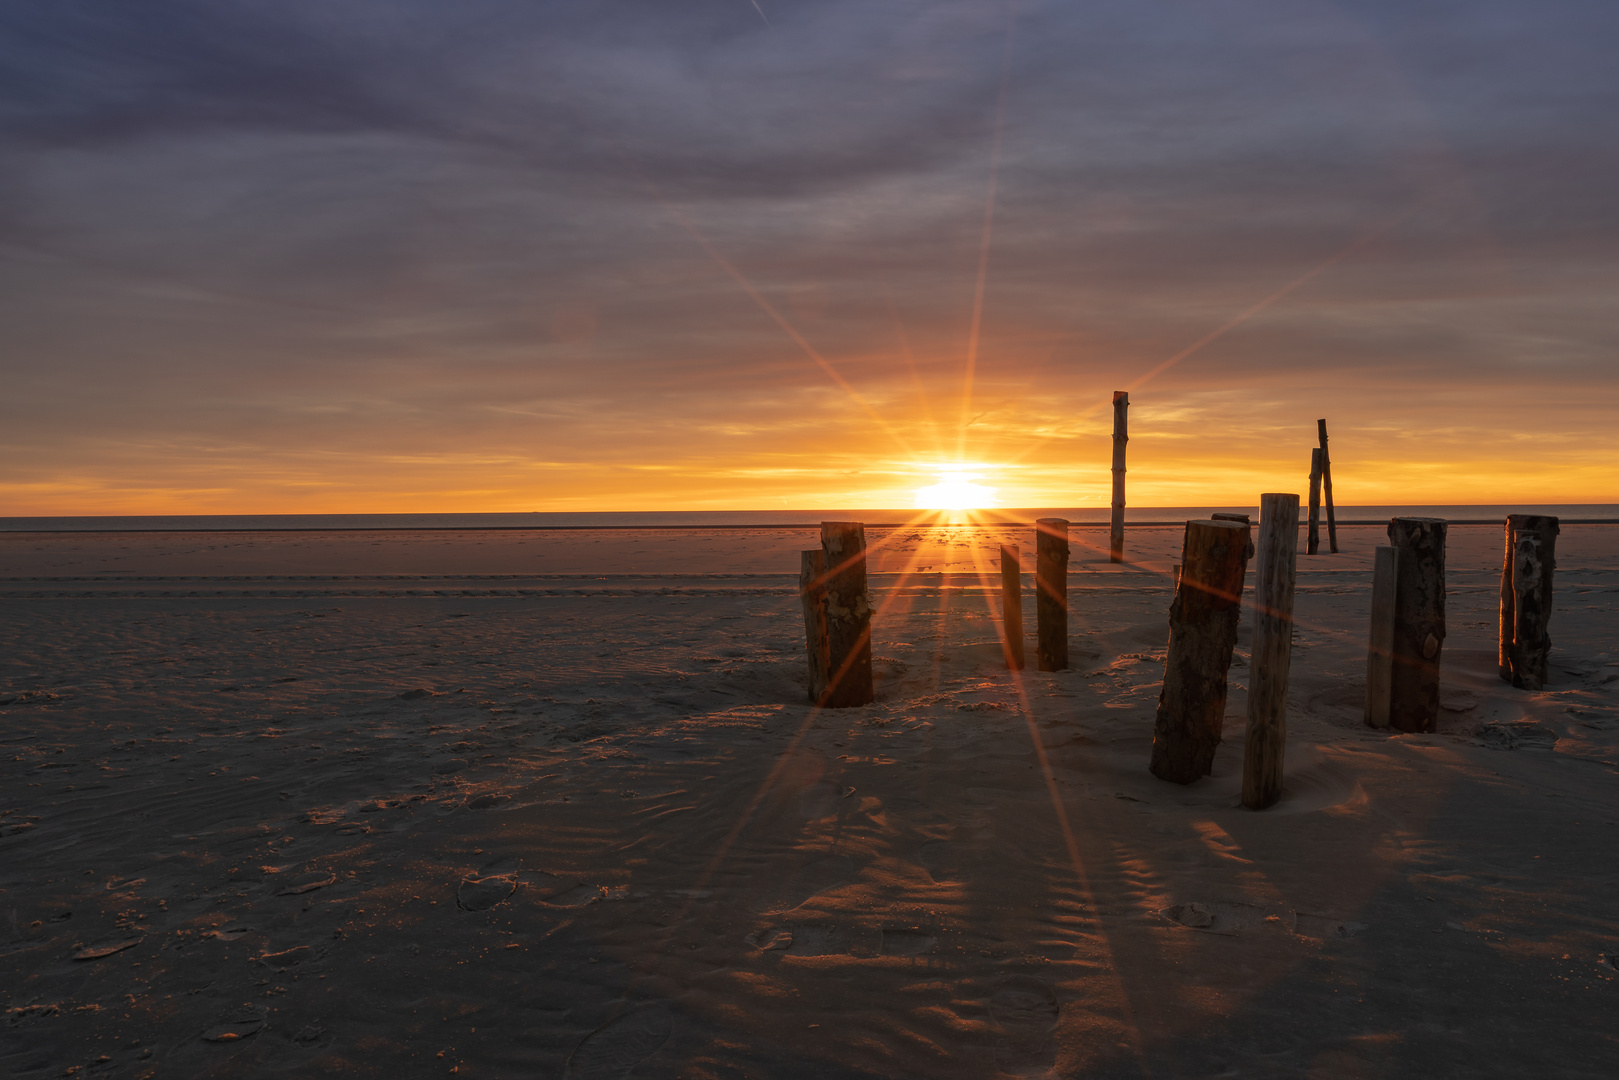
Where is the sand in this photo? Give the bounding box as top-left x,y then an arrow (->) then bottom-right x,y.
1,523 -> 1616,1078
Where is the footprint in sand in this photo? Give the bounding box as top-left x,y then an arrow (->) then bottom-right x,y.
756,854 -> 855,914
565,1006 -> 673,1080
988,976 -> 1060,1075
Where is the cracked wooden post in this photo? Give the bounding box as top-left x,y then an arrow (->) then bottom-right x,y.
1364,545 -> 1400,729
1000,544 -> 1025,671
1307,448 -> 1322,555
1499,514 -> 1559,690
1242,494 -> 1299,810
1151,518 -> 1252,783
1387,517 -> 1447,733
1110,391 -> 1128,563
799,550 -> 830,705
820,521 -> 874,707
1317,419 -> 1338,554
1035,519 -> 1069,672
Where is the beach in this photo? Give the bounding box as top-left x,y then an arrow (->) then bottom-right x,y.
2,522 -> 1616,1078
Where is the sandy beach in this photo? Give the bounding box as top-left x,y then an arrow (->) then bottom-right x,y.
2,523 -> 1616,1078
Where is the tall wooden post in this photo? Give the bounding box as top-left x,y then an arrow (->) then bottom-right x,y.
1110,391 -> 1128,563
1499,514 -> 1558,690
1242,494 -> 1299,810
1364,546 -> 1400,729
1151,518 -> 1251,784
799,550 -> 830,704
1035,519 -> 1069,672
1386,517 -> 1446,733
1000,544 -> 1025,670
1317,419 -> 1338,554
820,522 -> 874,708
1307,448 -> 1322,555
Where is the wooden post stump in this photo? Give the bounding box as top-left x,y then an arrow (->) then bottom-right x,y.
1307,448 -> 1322,555
1110,391 -> 1128,563
1499,514 -> 1558,690
1035,519 -> 1069,672
1151,518 -> 1252,784
1317,419 -> 1338,554
1000,544 -> 1025,670
799,550 -> 830,705
1387,517 -> 1446,733
820,521 -> 874,708
1364,545 -> 1400,729
1242,494 -> 1299,810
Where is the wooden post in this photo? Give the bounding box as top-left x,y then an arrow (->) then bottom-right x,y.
1386,517 -> 1446,733
799,550 -> 830,705
1317,419 -> 1338,554
1035,519 -> 1069,672
1110,391 -> 1128,563
1000,544 -> 1025,670
1306,448 -> 1322,555
1242,494 -> 1299,810
1150,519 -> 1251,784
820,522 -> 874,708
1364,545 -> 1400,729
1499,514 -> 1558,690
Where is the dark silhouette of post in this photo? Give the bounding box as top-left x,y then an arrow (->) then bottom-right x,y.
820,522 -> 874,707
1499,514 -> 1559,690
1387,517 -> 1446,732
1307,448 -> 1322,555
1035,519 -> 1069,672
1000,544 -> 1025,670
1151,518 -> 1251,783
1317,419 -> 1338,554
1110,391 -> 1128,563
1364,546 -> 1400,729
799,550 -> 830,704
1242,494 -> 1299,810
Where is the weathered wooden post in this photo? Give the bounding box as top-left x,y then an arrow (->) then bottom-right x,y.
1242,494 -> 1299,810
1499,514 -> 1559,690
1110,391 -> 1128,563
1317,419 -> 1338,554
820,521 -> 874,707
799,550 -> 830,704
1364,545 -> 1400,729
1386,517 -> 1446,732
1151,518 -> 1252,783
1000,544 -> 1025,670
1307,448 -> 1322,555
1035,519 -> 1069,672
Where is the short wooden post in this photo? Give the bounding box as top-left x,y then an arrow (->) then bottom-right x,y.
1000,544 -> 1025,670
1317,419 -> 1338,554
1242,494 -> 1299,810
1386,517 -> 1446,733
1364,545 -> 1400,728
1171,563 -> 1181,590
799,550 -> 830,704
1110,391 -> 1128,563
1307,448 -> 1322,555
1035,519 -> 1069,672
820,522 -> 874,708
1499,514 -> 1558,690
1150,518 -> 1252,784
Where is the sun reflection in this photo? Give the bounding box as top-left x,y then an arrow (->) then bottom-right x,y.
914,469 -> 997,510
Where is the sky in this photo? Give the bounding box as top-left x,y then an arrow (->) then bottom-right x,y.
2,0 -> 1616,514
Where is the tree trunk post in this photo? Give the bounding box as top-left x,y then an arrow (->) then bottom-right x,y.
1307,448 -> 1322,555
1364,545 -> 1400,729
1317,419 -> 1338,554
799,550 -> 830,705
1386,517 -> 1447,733
1242,494 -> 1299,810
820,521 -> 874,708
1110,391 -> 1128,563
1000,544 -> 1025,670
1151,518 -> 1252,784
1499,514 -> 1558,690
1035,519 -> 1069,672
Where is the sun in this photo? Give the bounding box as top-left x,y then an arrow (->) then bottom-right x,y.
914,470 -> 997,510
